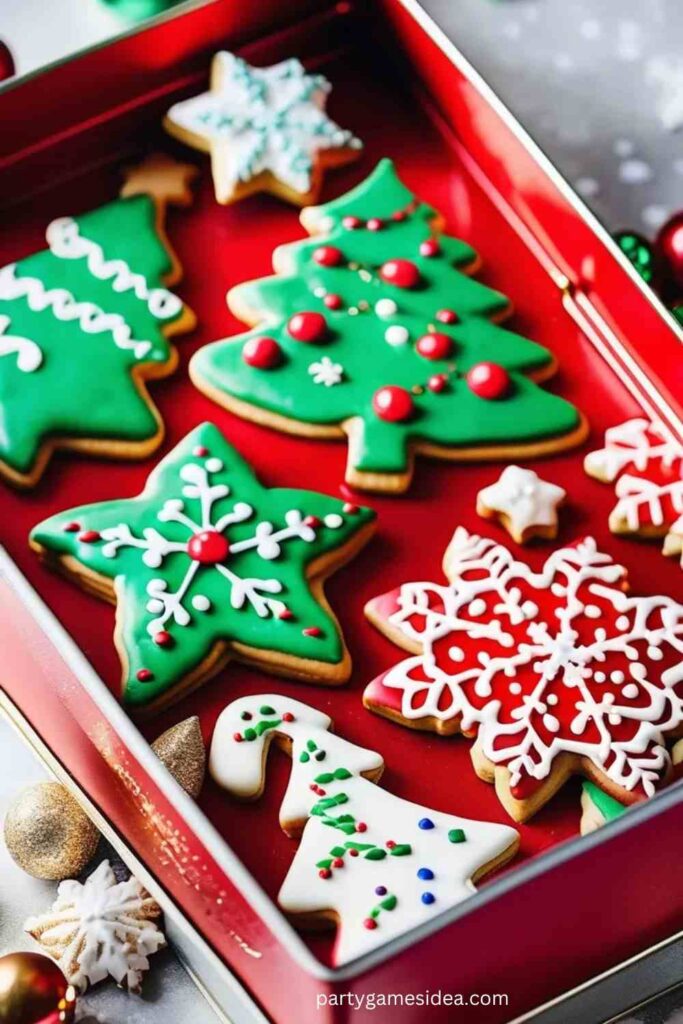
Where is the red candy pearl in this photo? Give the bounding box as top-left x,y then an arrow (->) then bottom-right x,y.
342,215 -> 362,230
372,385 -> 415,422
242,336 -> 282,369
356,822 -> 367,833
313,246 -> 344,267
233,732 -> 243,742
379,259 -> 421,289
427,374 -> 448,393
436,309 -> 459,325
136,668 -> 154,682
188,530 -> 230,564
363,918 -> 378,930
416,332 -> 453,360
656,213 -> 683,289
303,626 -> 322,637
466,362 -> 510,400
419,238 -> 440,257
324,293 -> 342,310
154,630 -> 173,647
78,530 -> 100,543
349,848 -> 359,856
367,217 -> 383,231
63,521 -> 81,532
319,868 -> 332,879
391,209 -> 407,222
287,311 -> 327,343
333,858 -> 344,868
282,712 -> 295,722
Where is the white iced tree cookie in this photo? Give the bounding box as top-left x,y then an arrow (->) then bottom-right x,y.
164,52 -> 362,207
210,694 -> 518,966
476,465 -> 566,543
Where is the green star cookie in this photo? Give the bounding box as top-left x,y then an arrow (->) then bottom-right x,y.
30,422 -> 376,712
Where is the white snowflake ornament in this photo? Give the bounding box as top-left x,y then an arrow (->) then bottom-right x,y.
25,860 -> 165,992
477,465 -> 566,543
164,52 -> 362,205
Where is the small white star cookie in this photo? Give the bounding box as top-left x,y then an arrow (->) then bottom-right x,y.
164,52 -> 362,207
476,465 -> 566,543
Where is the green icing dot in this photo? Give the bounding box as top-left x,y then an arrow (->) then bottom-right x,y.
389,843 -> 412,857
334,767 -> 352,780
299,751 -> 310,763
365,848 -> 387,861
380,895 -> 397,911
259,704 -> 276,715
448,828 -> 467,844
243,727 -> 256,742
306,739 -> 317,752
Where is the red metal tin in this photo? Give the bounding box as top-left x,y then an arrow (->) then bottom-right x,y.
1,3 -> 682,1022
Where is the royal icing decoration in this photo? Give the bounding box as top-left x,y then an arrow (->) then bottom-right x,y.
30,423 -> 375,709
210,695 -> 518,966
25,860 -> 165,992
0,162 -> 193,486
364,528 -> 683,818
477,466 -> 566,543
164,53 -> 362,204
191,159 -> 585,492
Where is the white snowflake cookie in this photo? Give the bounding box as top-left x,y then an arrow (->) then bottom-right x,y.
365,527 -> 683,822
164,52 -> 362,206
476,465 -> 566,543
25,860 -> 165,992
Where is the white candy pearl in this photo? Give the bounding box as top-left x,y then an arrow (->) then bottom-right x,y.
375,298 -> 398,319
385,325 -> 409,346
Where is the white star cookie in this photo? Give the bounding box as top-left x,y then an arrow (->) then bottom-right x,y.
164,52 -> 362,207
476,465 -> 566,543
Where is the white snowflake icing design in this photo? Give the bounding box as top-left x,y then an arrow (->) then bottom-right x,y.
374,529 -> 683,797
99,453 -> 344,637
308,355 -> 344,387
165,53 -> 362,196
584,417 -> 683,538
25,861 -> 165,992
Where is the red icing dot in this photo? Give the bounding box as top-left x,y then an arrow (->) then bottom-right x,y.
319,868 -> 332,879
278,608 -> 294,621
427,374 -> 449,393
233,732 -> 243,743
416,332 -> 453,361
379,259 -> 421,289
287,311 -> 327,343
333,858 -> 344,868
391,209 -> 407,222
386,840 -> 396,849
356,822 -> 367,833
363,918 -> 378,930
193,445 -> 209,456
367,217 -> 383,232
303,626 -> 323,638
242,336 -> 282,369
342,215 -> 362,230
372,385 -> 415,423
154,631 -> 173,647
136,669 -> 154,682
313,246 -> 344,267
188,530 -> 230,564
349,848 -> 359,857
419,238 -> 441,257
343,502 -> 360,514
282,712 -> 295,722
436,309 -> 459,325
304,515 -> 322,528
78,530 -> 100,543
466,362 -> 511,400
324,293 -> 342,310
63,521 -> 80,533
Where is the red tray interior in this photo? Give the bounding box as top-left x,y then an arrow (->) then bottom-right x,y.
3,31 -> 682,968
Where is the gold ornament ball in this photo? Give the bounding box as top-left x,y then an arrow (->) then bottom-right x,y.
4,783 -> 99,881
0,952 -> 76,1023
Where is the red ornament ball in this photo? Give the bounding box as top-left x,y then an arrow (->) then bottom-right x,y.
656,212 -> 683,289
466,362 -> 510,400
287,311 -> 328,343
436,308 -> 459,324
379,258 -> 421,289
313,245 -> 344,267
372,386 -> 415,422
188,529 -> 230,564
242,336 -> 282,369
419,238 -> 441,257
416,332 -> 453,361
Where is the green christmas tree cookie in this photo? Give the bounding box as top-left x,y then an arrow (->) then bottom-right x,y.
0,153 -> 196,488
190,159 -> 588,493
30,422 -> 376,713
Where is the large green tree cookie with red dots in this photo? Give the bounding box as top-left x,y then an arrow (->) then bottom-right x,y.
0,154 -> 197,488
29,423 -> 376,713
190,159 -> 588,494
